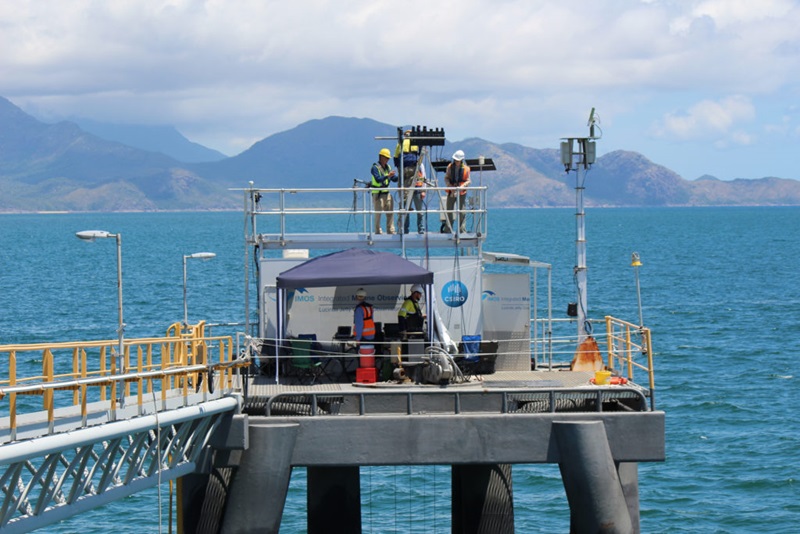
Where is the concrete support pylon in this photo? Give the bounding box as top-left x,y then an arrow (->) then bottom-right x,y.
553,421 -> 633,534
617,462 -> 640,533
220,422 -> 299,534
452,464 -> 514,534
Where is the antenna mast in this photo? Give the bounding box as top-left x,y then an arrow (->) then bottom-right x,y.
560,109 -> 599,342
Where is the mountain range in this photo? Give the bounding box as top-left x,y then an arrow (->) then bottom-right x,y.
1,96 -> 799,212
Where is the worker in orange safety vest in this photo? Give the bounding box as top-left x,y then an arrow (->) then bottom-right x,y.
444,150 -> 470,233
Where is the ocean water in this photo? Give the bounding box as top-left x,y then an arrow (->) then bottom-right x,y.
1,207 -> 798,533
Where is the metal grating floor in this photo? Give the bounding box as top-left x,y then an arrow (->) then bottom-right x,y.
246,370 -> 623,397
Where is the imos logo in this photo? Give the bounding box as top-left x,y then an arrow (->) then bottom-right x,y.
482,290 -> 499,301
289,288 -> 315,302
442,280 -> 468,308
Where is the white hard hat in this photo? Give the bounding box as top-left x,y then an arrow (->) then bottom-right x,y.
410,284 -> 424,295
452,150 -> 465,161
356,288 -> 367,298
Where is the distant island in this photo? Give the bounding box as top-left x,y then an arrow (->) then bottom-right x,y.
1,96 -> 798,212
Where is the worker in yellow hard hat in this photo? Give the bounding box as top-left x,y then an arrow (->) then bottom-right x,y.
370,148 -> 398,234
394,130 -> 425,234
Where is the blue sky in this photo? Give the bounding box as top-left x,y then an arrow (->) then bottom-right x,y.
1,0 -> 798,181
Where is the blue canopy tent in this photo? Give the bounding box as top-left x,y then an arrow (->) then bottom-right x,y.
272,248 -> 434,382
277,248 -> 433,289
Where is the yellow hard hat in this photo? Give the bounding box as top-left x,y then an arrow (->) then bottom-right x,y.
379,148 -> 391,159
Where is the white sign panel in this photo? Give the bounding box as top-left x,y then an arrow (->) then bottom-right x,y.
482,273 -> 531,370
258,255 -> 484,345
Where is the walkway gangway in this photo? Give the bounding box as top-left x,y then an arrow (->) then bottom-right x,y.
0,326 -> 250,533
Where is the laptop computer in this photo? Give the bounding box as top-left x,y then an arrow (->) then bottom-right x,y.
334,325 -> 352,339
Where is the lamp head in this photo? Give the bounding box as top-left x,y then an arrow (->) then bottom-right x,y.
185,252 -> 216,260
76,230 -> 115,241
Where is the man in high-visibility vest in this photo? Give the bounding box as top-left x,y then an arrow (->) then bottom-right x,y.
353,287 -> 379,377
444,149 -> 470,233
353,288 -> 376,343
397,284 -> 425,339
370,148 -> 398,234
397,284 -> 426,370
394,130 -> 426,234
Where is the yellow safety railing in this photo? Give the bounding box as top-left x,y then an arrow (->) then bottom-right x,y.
0,322 -> 249,441
604,315 -> 655,409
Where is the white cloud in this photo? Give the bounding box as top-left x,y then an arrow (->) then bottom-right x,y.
651,95 -> 756,144
0,0 -> 799,178
690,0 -> 794,27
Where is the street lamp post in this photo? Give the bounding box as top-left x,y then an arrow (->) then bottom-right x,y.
631,252 -> 644,327
183,252 -> 216,327
76,230 -> 125,406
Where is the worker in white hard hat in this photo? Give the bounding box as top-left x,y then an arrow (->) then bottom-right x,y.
370,148 -> 398,234
444,150 -> 470,233
353,288 -> 375,343
397,284 -> 425,340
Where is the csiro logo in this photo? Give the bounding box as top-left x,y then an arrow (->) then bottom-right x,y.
442,280 -> 468,308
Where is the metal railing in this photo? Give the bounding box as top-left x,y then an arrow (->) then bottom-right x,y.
246,184 -> 488,244
264,387 -> 650,417
604,316 -> 655,410
529,315 -> 655,409
0,322 -> 250,442
0,396 -> 239,533
531,317 -> 611,369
